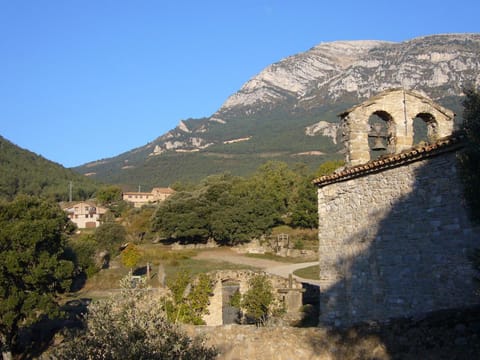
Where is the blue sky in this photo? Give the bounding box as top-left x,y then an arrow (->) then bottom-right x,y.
1,1 -> 479,167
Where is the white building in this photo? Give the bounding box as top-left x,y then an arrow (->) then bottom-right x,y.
63,201 -> 107,228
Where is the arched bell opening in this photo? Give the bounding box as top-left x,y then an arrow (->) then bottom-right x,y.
368,110 -> 395,161
414,112 -> 438,145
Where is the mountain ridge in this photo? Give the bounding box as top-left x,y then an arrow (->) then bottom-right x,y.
75,33 -> 480,189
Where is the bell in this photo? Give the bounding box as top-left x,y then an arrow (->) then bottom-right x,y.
371,137 -> 387,151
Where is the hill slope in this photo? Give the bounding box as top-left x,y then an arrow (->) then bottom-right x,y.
0,136 -> 99,201
75,34 -> 480,189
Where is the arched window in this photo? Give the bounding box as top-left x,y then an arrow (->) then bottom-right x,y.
413,112 -> 438,145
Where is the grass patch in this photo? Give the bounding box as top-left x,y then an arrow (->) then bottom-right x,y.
80,264 -> 130,292
162,258 -> 257,279
138,245 -> 198,266
76,244 -> 257,298
293,265 -> 319,280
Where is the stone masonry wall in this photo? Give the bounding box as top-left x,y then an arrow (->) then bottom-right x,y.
203,270 -> 304,326
317,151 -> 480,326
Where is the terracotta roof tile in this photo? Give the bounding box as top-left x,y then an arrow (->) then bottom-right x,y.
313,135 -> 464,187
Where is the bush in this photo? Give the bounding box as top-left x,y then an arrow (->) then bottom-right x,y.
240,274 -> 284,326
293,239 -> 305,250
94,221 -> 126,257
54,288 -> 217,360
66,234 -> 100,278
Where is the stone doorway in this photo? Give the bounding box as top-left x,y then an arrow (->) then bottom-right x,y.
222,280 -> 240,324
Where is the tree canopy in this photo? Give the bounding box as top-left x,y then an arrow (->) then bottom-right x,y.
0,196 -> 74,358
152,160 -> 341,244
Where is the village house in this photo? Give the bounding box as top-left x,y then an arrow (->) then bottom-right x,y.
63,201 -> 107,229
123,187 -> 175,208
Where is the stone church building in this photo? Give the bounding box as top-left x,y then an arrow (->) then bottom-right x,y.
314,89 -> 479,326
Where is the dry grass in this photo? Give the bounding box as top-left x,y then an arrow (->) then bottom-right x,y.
76,243 -> 256,299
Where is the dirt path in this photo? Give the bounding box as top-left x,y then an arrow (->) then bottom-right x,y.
194,248 -> 320,286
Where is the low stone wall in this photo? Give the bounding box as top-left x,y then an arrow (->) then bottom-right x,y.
233,239 -> 317,258
170,239 -> 218,250
186,306 -> 480,360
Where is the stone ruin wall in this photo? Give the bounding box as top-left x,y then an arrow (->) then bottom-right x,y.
203,270 -> 305,326
317,151 -> 480,326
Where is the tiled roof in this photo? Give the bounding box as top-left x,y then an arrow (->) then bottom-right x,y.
313,135 -> 464,187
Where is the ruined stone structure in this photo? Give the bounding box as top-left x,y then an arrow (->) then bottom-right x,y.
314,89 -> 479,326
203,270 -> 304,326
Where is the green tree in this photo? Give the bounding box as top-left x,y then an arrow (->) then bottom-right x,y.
66,234 -> 100,278
0,196 -> 74,359
241,274 -> 276,326
94,220 -> 126,258
124,206 -> 156,243
152,162 -> 323,244
250,161 -> 296,216
289,174 -> 318,229
54,287 -> 217,360
95,185 -> 123,206
313,159 -> 345,178
152,172 -> 281,245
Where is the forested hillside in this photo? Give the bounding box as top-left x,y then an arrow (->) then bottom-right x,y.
0,136 -> 99,201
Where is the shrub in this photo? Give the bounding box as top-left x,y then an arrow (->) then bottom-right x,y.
54,286 -> 217,359
240,274 -> 284,326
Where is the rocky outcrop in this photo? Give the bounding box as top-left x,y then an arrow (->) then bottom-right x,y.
216,34 -> 480,117
305,121 -> 339,144
160,34 -> 480,153
220,40 -> 390,110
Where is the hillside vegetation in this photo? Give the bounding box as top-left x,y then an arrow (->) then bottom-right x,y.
0,136 -> 100,201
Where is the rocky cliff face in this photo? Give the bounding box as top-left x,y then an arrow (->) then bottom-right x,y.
151,34 -> 480,154
216,34 -> 480,117
218,40 -> 391,111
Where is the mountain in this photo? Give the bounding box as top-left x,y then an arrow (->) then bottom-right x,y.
0,136 -> 99,201
74,33 -> 480,189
